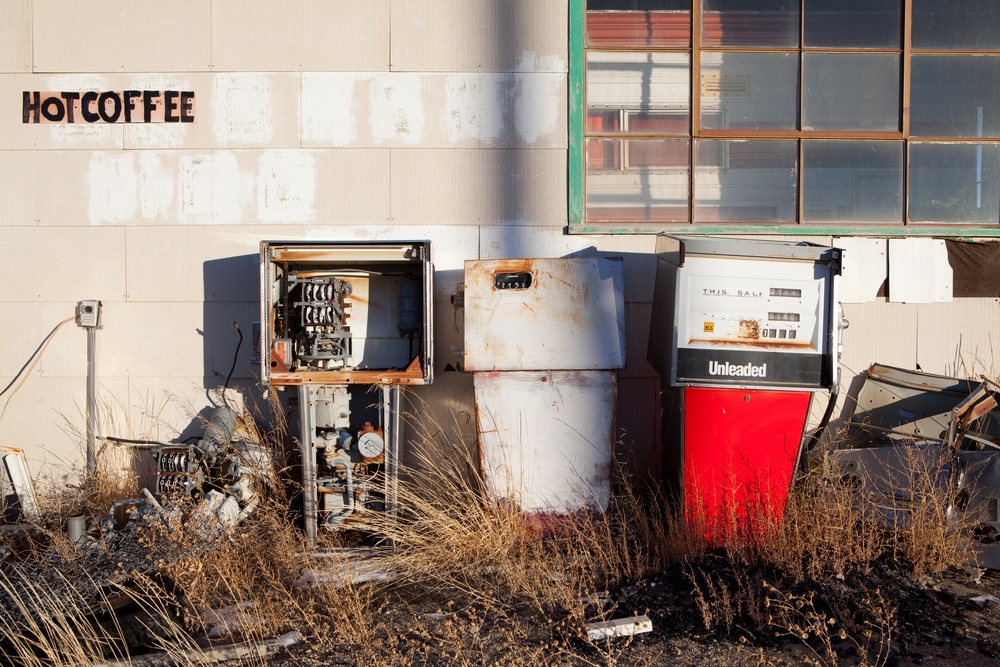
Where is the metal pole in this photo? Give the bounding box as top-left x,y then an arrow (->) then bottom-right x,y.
298,384 -> 318,547
86,327 -> 97,476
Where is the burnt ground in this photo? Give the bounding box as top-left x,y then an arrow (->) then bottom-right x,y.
266,560 -> 1000,667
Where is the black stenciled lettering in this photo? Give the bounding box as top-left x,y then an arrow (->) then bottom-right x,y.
143,90 -> 158,123
163,90 -> 179,122
98,91 -> 122,122
22,91 -> 40,123
40,96 -> 65,122
180,91 -> 194,122
123,90 -> 141,123
81,92 -> 99,122
60,92 -> 80,123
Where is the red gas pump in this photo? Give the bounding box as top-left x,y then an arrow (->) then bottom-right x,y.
649,236 -> 843,543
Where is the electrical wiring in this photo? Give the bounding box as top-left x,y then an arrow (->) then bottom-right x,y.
0,316 -> 76,425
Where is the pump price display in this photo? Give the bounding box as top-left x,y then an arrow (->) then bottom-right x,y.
680,273 -> 824,355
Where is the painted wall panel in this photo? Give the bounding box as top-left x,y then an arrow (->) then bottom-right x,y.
0,1 -> 31,73
390,0 -> 568,73
210,73 -> 301,149
0,301 -> 43,377
0,376 -> 129,480
0,151 -> 38,225
299,1 -> 390,72
391,148 -> 567,226
33,0 -> 212,73
836,237 -> 886,304
212,1 -> 390,72
110,302 -> 205,377
125,226 -> 270,302
0,226 -> 126,301
915,299 -> 1000,378
837,300 -> 918,421
889,238 -> 953,303
1,74 -> 126,151
122,73 -> 214,150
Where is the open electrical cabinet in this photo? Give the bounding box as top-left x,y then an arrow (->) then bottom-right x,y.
260,241 -> 433,545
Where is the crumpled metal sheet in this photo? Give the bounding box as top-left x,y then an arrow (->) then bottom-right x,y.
826,363 -> 1000,569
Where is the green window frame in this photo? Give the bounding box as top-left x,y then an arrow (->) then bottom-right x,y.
568,0 -> 1000,237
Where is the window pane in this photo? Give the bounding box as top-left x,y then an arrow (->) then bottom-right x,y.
803,54 -> 899,131
694,140 -> 797,222
913,0 -> 1000,50
802,141 -> 903,223
588,0 -> 689,9
700,52 -> 798,130
803,0 -> 901,48
702,0 -> 798,47
909,143 -> 1000,224
587,51 -> 690,132
912,56 -> 1000,138
586,139 -> 690,222
587,11 -> 691,47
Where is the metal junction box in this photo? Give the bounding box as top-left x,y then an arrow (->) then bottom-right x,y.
260,241 -> 433,387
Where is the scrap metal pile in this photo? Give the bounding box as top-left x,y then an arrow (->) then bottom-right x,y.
0,402 -> 277,652
825,363 -> 1000,568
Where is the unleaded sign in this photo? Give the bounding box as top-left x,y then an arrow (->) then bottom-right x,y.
22,91 -> 195,123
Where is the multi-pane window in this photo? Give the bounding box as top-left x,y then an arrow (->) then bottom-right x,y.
577,0 -> 1000,231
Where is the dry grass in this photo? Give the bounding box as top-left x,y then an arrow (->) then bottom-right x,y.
0,402 -> 988,667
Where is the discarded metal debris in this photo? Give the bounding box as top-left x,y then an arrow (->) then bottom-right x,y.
586,615 -> 653,642
0,447 -> 40,523
825,363 -> 1000,569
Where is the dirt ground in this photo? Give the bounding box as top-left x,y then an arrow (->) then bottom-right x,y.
266,564 -> 1000,667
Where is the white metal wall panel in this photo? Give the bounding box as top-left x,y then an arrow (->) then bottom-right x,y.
111,302 -> 206,377
212,1 -> 390,72
210,73 -> 301,149
0,376 -> 129,477
888,238 -> 953,303
391,148 -> 566,226
0,302 -> 43,377
0,1 -> 31,73
0,227 -> 126,301
836,237 -> 886,304
34,302 -> 93,378
390,0 -> 568,73
838,300 -> 918,382
915,300 -> 1000,378
124,226 -> 266,302
0,151 -> 38,224
32,1 -> 212,73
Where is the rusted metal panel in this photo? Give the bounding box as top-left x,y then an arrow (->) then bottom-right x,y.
474,370 -> 615,514
463,257 -> 626,372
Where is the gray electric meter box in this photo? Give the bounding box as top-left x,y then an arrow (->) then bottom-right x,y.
649,235 -> 843,391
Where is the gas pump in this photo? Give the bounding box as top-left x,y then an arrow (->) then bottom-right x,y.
649,236 -> 843,541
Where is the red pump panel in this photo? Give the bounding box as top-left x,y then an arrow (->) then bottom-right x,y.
682,386 -> 810,542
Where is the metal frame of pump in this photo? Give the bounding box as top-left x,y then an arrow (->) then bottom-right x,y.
259,241 -> 433,546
